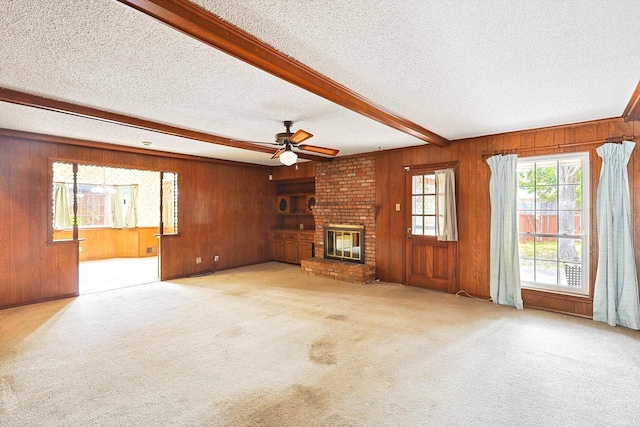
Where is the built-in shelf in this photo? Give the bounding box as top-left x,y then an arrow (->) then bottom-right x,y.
272,178 -> 315,263
276,194 -> 315,215
274,179 -> 315,231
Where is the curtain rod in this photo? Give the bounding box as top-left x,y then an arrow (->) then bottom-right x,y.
481,135 -> 636,159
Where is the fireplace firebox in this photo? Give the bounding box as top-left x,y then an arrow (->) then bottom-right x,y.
324,224 -> 365,264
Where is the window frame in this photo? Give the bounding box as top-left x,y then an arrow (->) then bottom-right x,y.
410,173 -> 438,237
516,152 -> 590,296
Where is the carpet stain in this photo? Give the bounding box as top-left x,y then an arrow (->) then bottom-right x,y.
325,314 -> 348,321
219,325 -> 246,339
223,287 -> 251,297
219,384 -> 331,426
0,376 -> 19,413
309,337 -> 337,365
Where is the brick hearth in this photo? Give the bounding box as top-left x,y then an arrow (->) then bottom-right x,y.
301,258 -> 375,284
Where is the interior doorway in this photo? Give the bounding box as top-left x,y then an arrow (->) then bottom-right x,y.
52,163 -> 177,294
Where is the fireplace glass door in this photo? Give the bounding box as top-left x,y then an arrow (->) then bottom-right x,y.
324,225 -> 364,263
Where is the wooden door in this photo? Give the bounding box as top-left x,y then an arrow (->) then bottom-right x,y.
284,238 -> 299,264
299,241 -> 313,261
272,233 -> 285,261
405,168 -> 457,293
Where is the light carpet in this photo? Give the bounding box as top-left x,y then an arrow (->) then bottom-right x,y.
79,257 -> 158,294
1,262 -> 639,426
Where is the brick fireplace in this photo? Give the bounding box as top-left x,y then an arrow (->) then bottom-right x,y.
301,154 -> 376,284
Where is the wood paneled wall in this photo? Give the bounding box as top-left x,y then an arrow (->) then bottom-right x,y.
376,117 -> 640,317
0,138 -> 78,308
138,227 -> 159,257
0,133 -> 275,309
53,227 -> 159,260
271,161 -> 315,181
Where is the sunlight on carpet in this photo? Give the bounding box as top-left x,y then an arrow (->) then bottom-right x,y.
79,257 -> 158,294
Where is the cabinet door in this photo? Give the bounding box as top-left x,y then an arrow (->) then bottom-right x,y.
284,239 -> 299,264
299,241 -> 313,261
272,238 -> 285,261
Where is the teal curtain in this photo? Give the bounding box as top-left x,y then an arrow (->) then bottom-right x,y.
53,183 -> 71,230
125,185 -> 138,228
593,141 -> 640,330
487,154 -> 523,309
435,168 -> 458,241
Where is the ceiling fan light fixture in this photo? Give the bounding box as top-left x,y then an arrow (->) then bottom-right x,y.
279,145 -> 298,166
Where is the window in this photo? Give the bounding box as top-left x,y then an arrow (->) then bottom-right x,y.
53,184 -> 134,228
517,153 -> 589,294
51,163 -> 178,240
411,174 -> 437,236
77,184 -> 114,227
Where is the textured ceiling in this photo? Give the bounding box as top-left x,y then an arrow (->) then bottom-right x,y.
0,0 -> 638,165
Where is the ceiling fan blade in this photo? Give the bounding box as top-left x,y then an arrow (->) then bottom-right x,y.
289,129 -> 313,144
271,148 -> 285,159
298,144 -> 339,157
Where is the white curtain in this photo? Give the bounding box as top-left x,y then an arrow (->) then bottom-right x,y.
487,154 -> 523,309
435,168 -> 458,241
111,186 -> 123,229
125,185 -> 138,228
593,141 -> 640,330
53,183 -> 71,230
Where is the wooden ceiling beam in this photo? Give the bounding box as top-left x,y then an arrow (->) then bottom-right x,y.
623,80 -> 640,122
0,128 -> 268,168
0,88 -> 327,162
115,0 -> 450,147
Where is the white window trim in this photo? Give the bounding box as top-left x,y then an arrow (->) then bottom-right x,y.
517,152 -> 590,296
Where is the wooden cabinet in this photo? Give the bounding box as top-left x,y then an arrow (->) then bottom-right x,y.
271,178 -> 316,264
285,239 -> 299,264
299,241 -> 313,262
272,232 -> 285,261
271,230 -> 314,265
299,233 -> 314,262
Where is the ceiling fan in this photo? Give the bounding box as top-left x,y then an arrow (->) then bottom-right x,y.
267,121 -> 339,166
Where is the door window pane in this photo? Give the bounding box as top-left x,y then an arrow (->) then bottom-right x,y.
411,173 -> 437,236
413,175 -> 423,193
412,196 -> 424,215
412,216 -> 424,235
424,195 -> 436,215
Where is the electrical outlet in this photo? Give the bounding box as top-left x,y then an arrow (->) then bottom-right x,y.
196,257 -> 202,264
214,255 -> 219,262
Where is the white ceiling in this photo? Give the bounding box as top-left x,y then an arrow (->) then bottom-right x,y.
1,0 -> 638,166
